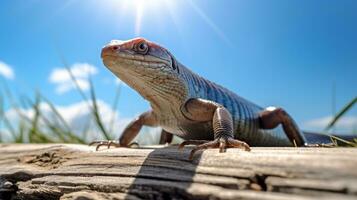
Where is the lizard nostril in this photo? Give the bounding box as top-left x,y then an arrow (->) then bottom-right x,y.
112,46 -> 119,51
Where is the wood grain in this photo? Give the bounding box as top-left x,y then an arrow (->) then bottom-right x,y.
0,144 -> 356,200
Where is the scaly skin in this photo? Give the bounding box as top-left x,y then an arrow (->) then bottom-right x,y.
90,38 -> 307,159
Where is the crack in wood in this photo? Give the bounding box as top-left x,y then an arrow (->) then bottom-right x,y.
0,144 -> 356,200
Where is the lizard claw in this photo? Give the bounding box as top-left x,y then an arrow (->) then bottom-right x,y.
227,137 -> 251,151
178,140 -> 209,150
89,140 -> 139,151
180,137 -> 251,160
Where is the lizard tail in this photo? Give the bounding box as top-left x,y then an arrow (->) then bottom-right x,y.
303,131 -> 357,146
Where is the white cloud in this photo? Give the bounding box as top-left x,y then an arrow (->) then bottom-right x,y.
0,61 -> 15,80
303,115 -> 357,132
49,63 -> 98,94
56,79 -> 90,94
4,100 -> 122,141
2,100 -> 161,144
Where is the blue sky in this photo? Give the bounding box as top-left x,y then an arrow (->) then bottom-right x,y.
0,0 -> 356,133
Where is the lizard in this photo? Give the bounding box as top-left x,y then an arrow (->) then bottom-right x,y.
90,37 -> 310,160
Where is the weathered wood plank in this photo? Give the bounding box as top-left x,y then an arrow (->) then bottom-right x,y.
0,144 -> 356,200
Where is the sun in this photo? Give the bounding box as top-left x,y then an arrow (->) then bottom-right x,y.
94,0 -> 176,36
115,0 -> 154,35
84,0 -> 228,44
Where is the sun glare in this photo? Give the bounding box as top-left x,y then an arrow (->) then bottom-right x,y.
97,0 -> 176,36
134,0 -> 144,35
90,0 -> 228,44
124,0 -> 154,26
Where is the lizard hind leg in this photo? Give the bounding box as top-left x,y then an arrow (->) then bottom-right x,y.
179,98 -> 251,160
159,129 -> 174,145
259,106 -> 306,146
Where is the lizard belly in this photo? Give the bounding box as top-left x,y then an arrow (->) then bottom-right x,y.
160,119 -> 214,140
179,121 -> 214,140
157,112 -> 214,140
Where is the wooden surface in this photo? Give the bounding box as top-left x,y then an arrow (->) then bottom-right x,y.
0,144 -> 356,200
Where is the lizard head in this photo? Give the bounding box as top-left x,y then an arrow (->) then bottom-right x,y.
101,38 -> 187,105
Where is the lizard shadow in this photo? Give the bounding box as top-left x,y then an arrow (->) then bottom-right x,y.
125,145 -> 203,199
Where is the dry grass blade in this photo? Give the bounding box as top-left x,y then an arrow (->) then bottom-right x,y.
0,94 -> 18,141
80,119 -> 92,142
59,59 -> 111,141
66,66 -> 89,102
28,94 -> 53,143
23,94 -> 86,144
330,135 -> 357,147
15,121 -> 26,143
37,93 -> 86,143
43,95 -> 89,143
325,96 -> 357,131
1,84 -> 57,143
88,78 -> 111,140
108,84 -> 121,135
38,93 -> 73,132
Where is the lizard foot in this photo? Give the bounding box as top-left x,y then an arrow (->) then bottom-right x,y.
179,137 -> 251,160
89,140 -> 139,151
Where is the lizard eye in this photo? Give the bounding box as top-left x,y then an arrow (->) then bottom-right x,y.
136,42 -> 149,54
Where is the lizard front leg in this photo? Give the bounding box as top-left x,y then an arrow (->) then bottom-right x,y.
179,98 -> 251,160
89,110 -> 158,150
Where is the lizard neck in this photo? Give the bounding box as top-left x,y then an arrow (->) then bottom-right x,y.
109,60 -> 190,111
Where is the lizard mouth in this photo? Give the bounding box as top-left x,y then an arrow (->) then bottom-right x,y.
102,53 -> 171,72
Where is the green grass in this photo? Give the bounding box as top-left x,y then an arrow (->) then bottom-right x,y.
0,67 -> 121,144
